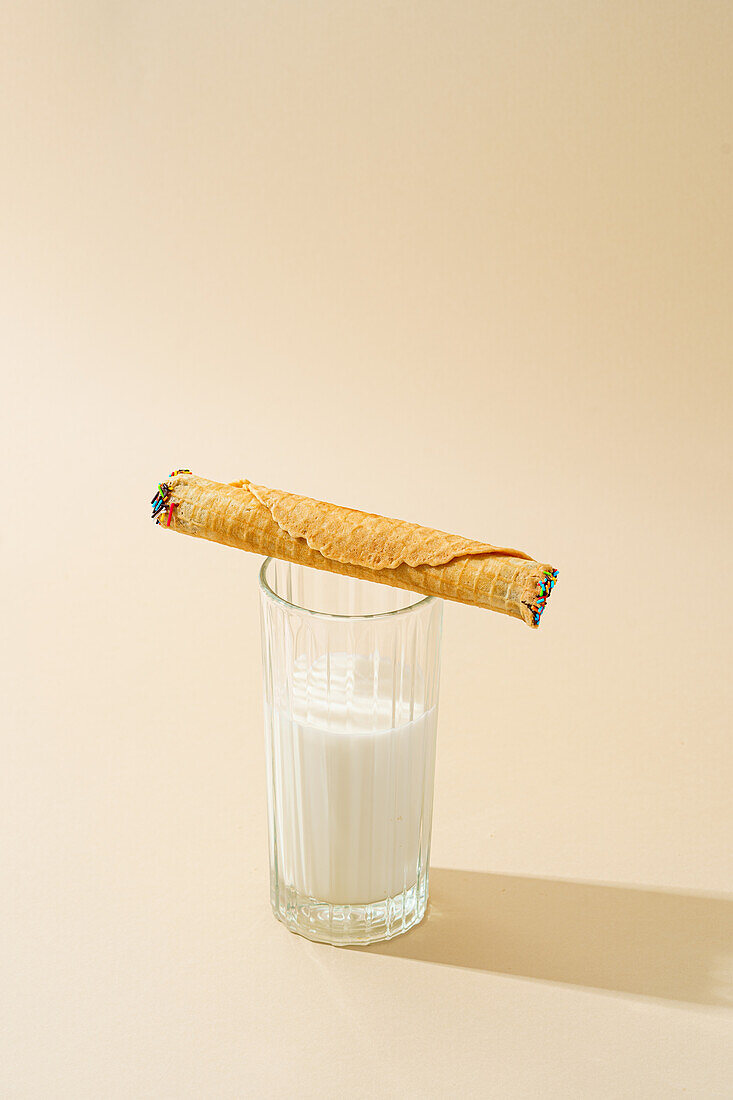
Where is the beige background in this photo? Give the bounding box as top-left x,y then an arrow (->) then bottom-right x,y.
2,2 -> 732,1096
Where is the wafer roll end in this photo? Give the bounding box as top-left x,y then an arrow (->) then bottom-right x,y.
519,564 -> 559,628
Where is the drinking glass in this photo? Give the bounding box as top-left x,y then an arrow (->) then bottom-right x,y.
259,558 -> 442,945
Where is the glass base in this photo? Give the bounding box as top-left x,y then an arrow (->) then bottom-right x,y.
271,876 -> 429,946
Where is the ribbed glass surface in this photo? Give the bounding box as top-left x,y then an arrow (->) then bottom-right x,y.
259,560 -> 443,945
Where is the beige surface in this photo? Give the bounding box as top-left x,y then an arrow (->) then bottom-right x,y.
2,2 -> 732,1096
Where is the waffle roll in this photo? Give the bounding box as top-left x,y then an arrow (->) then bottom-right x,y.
151,471 -> 558,627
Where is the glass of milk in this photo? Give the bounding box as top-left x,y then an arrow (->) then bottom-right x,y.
259,559 -> 443,945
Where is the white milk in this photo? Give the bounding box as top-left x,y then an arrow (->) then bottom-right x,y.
266,653 -> 438,905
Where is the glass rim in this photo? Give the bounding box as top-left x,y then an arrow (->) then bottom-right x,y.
258,557 -> 436,622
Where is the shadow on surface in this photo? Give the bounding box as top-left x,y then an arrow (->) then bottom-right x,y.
358,868 -> 733,1006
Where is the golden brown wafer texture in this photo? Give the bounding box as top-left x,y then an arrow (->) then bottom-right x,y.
151,472 -> 558,627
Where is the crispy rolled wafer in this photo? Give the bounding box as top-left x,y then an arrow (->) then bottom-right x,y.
151,471 -> 558,627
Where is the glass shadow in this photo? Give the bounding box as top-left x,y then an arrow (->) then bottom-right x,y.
355,868 -> 733,1006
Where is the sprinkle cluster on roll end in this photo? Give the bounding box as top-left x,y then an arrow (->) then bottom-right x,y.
525,569 -> 558,627
150,469 -> 191,526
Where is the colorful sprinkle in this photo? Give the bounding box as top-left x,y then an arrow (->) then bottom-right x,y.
526,566 -> 559,626
151,481 -> 171,519
150,470 -> 191,522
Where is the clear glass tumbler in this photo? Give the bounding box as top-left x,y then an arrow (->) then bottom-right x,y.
259,559 -> 443,945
